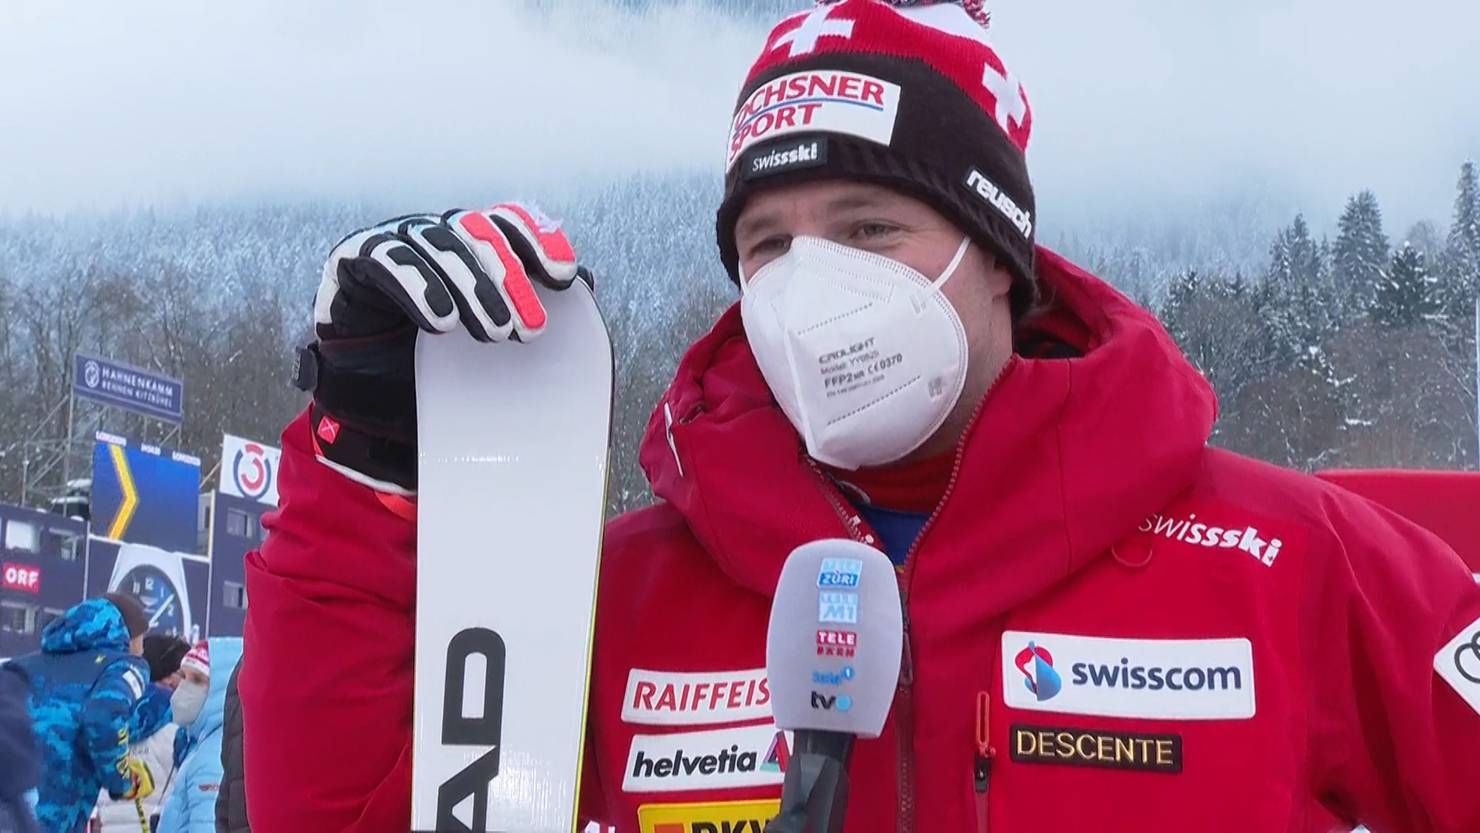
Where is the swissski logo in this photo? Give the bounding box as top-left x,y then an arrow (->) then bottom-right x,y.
624,725 -> 790,792
1435,613 -> 1480,717
743,138 -> 828,181
1138,508 -> 1292,568
1001,631 -> 1256,720
1015,641 -> 1062,701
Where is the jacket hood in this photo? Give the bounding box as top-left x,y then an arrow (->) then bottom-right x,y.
41,598 -> 133,655
182,637 -> 242,744
638,247 -> 1217,606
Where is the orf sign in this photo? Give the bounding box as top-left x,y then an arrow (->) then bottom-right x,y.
2,562 -> 40,594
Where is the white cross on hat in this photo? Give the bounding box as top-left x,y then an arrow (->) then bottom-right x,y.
772,5 -> 856,57
981,61 -> 1028,134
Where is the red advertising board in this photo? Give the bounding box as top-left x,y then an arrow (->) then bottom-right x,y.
2,561 -> 40,593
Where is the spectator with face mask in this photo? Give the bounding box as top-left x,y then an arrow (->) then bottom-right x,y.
155,639 -> 241,833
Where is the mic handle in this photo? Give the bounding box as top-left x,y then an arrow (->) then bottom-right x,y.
763,731 -> 854,833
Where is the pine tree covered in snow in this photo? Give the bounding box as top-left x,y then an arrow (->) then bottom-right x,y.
1372,243 -> 1438,330
1332,190 -> 1390,317
1261,213 -> 1336,359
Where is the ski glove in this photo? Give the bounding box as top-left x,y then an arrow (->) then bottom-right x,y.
295,203 -> 586,493
113,757 -> 154,801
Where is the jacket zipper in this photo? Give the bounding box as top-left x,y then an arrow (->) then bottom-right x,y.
974,690 -> 994,833
805,363 -> 1007,833
892,367 -> 1007,833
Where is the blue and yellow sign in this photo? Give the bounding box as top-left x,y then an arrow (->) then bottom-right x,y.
91,432 -> 201,552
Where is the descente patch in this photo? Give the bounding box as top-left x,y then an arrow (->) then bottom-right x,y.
622,668 -> 770,726
742,137 -> 828,181
727,70 -> 900,171
623,724 -> 791,792
1010,724 -> 1183,773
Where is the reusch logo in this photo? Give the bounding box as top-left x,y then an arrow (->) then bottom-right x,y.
1015,641 -> 1062,701
1138,511 -> 1284,567
964,168 -> 1033,239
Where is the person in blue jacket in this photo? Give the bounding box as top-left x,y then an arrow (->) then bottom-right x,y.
4,594 -> 155,833
156,637 -> 242,833
0,662 -> 38,833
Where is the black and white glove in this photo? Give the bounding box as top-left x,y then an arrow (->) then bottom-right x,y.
294,202 -> 586,493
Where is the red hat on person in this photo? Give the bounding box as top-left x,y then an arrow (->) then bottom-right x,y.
716,0 -> 1037,316
180,640 -> 210,677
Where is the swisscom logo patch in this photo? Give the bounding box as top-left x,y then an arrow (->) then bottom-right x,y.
1001,631 -> 1256,720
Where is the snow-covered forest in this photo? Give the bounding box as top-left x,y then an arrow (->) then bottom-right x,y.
0,161 -> 1475,515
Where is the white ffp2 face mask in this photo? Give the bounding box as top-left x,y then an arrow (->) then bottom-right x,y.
171,680 -> 207,727
740,235 -> 971,470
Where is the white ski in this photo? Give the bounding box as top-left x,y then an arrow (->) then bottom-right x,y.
412,279 -> 613,833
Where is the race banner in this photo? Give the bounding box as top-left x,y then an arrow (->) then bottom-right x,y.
73,352 -> 185,423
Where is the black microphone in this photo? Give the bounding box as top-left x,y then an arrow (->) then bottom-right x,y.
764,539 -> 904,833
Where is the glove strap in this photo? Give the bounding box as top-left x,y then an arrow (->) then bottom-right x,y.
295,326 -> 419,492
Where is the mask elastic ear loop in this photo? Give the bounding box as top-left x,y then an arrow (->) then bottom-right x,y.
932,236 -> 974,290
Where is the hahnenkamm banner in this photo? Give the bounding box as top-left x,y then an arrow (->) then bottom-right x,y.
73,352 -> 185,423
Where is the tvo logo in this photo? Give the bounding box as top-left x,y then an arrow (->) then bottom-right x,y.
810,691 -> 853,712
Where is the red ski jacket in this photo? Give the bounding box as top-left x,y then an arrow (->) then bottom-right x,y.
241,248 -> 1480,833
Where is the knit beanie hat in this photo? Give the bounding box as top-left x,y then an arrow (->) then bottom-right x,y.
180,641 -> 211,678
142,634 -> 191,682
716,0 -> 1037,317
103,592 -> 150,639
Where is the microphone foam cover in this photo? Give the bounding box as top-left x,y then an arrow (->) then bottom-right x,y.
766,538 -> 903,738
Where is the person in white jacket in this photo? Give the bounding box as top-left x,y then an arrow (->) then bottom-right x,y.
92,635 -> 188,832
156,638 -> 241,833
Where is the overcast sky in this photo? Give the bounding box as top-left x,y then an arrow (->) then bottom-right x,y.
1,0 -> 1477,235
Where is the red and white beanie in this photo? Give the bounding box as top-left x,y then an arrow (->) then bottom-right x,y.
180,641 -> 210,677
716,0 -> 1037,316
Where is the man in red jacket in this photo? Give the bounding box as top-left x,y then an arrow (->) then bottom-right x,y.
241,1 -> 1480,830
